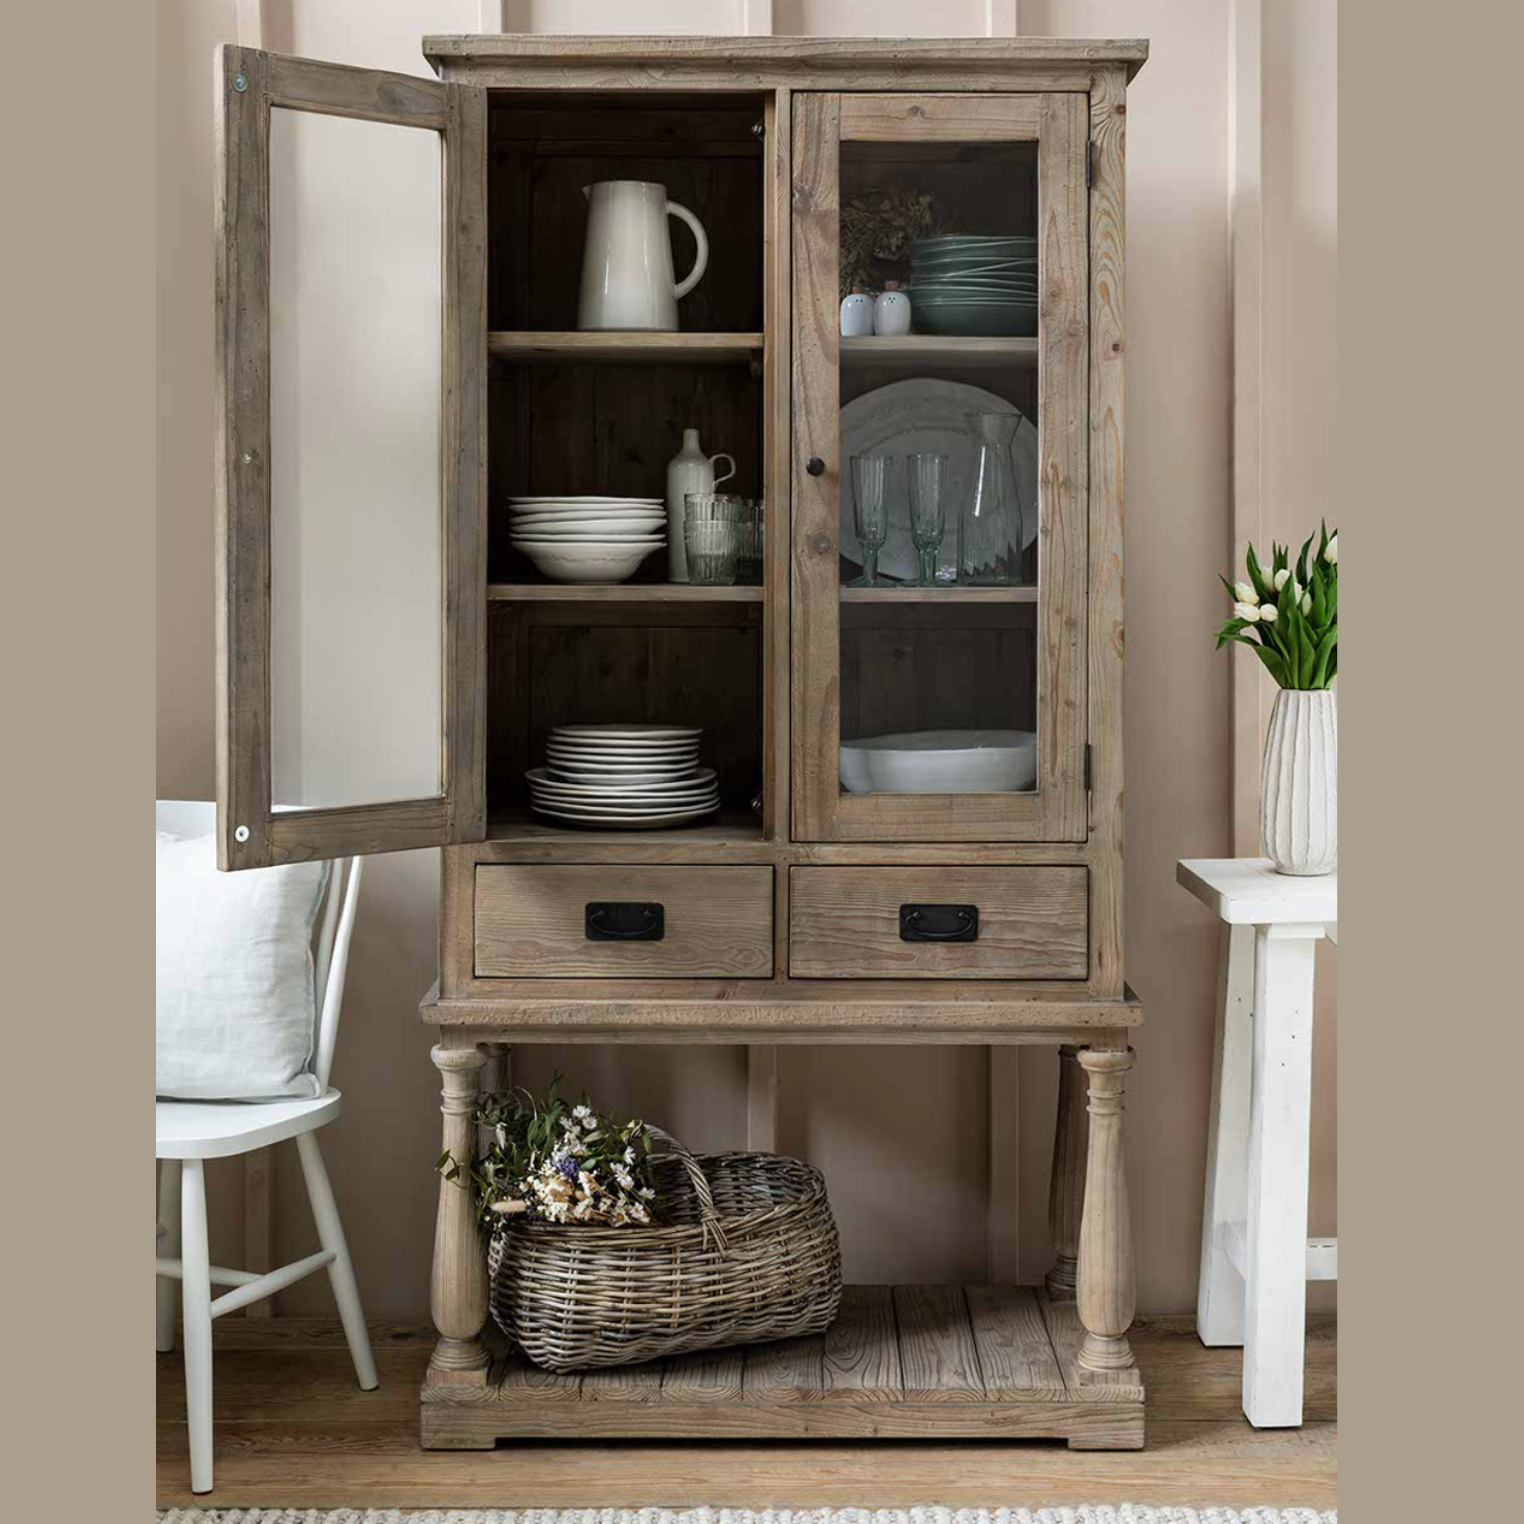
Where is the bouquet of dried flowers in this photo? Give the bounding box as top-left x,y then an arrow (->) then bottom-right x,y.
438,1074 -> 662,1234
1216,524 -> 1338,690
840,185 -> 940,296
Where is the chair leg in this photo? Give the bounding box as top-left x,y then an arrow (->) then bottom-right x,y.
296,1131 -> 378,1391
156,1159 -> 181,1353
180,1159 -> 215,1494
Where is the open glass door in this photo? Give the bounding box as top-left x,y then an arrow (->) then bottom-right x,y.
791,93 -> 1089,842
215,46 -> 487,868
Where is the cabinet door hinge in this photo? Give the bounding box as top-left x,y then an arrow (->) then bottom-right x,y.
1084,743 -> 1093,791
1085,140 -> 1094,189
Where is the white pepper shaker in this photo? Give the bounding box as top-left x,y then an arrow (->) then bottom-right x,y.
840,286 -> 874,337
874,280 -> 912,336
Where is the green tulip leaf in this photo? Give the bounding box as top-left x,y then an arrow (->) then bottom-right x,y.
1309,626 -> 1337,689
1255,643 -> 1287,684
1246,544 -> 1274,603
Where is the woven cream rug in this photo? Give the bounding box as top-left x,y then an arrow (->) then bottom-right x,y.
157,1509 -> 1337,1523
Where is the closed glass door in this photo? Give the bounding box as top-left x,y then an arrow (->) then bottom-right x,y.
791,93 -> 1089,842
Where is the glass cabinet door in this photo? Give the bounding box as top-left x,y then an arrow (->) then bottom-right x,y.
215,47 -> 488,869
791,93 -> 1089,842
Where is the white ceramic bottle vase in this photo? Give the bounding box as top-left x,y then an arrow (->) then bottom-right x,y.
1260,688 -> 1337,875
666,428 -> 736,583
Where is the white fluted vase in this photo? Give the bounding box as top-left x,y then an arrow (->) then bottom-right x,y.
1260,689 -> 1337,876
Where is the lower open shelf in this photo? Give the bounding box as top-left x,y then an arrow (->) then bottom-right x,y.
421,1284 -> 1144,1450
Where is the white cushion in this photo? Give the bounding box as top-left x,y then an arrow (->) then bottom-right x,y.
156,831 -> 329,1100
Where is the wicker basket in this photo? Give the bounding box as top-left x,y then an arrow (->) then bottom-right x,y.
487,1131 -> 842,1372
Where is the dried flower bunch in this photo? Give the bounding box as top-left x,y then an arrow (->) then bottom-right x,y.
438,1075 -> 662,1234
1216,525 -> 1339,690
840,185 -> 940,296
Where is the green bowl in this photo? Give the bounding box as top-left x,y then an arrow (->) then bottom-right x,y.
914,234 -> 1037,250
911,278 -> 1039,295
914,303 -> 1038,337
913,259 -> 1038,276
912,291 -> 1039,307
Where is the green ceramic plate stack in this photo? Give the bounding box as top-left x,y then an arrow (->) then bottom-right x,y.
909,234 -> 1038,338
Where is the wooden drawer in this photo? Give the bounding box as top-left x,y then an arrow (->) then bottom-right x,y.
475,865 -> 774,979
788,866 -> 1088,980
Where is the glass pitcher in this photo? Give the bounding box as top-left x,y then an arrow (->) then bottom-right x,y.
960,412 -> 1026,586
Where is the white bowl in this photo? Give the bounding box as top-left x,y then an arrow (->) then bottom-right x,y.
509,530 -> 664,542
518,542 -> 661,584
554,731 -> 701,743
511,514 -> 665,532
510,496 -> 663,505
512,534 -> 665,547
839,729 -> 1037,794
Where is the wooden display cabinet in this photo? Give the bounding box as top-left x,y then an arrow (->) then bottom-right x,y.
213,34 -> 1148,1450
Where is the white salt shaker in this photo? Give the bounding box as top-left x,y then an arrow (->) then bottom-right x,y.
840,287 -> 874,337
874,281 -> 912,336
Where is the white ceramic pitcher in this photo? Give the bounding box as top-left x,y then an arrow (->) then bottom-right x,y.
577,181 -> 708,332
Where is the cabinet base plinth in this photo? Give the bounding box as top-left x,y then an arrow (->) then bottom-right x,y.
420,1285 -> 1144,1451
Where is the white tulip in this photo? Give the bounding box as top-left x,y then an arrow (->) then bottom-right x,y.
1274,568 -> 1291,591
1233,581 -> 1258,605
1324,533 -> 1338,564
1233,602 -> 1261,623
1300,593 -> 1312,616
1259,603 -> 1278,623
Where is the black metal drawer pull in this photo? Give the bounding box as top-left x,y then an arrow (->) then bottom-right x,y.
585,902 -> 665,942
900,903 -> 980,943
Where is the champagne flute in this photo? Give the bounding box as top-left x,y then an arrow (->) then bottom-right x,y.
850,454 -> 891,588
907,451 -> 949,587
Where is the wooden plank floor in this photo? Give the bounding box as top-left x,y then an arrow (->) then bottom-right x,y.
423,1288 -> 1141,1449
157,1310 -> 1337,1511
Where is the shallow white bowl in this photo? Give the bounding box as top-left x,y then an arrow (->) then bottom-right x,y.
546,751 -> 699,767
510,496 -> 663,506
554,731 -> 701,743
545,766 -> 693,784
546,732 -> 698,746
518,543 -> 661,584
529,803 -> 720,830
839,728 -> 1037,794
511,515 -> 665,533
512,534 -> 665,546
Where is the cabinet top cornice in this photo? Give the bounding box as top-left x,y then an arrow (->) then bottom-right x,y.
423,34 -> 1148,83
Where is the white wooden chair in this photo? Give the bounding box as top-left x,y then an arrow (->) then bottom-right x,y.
155,800 -> 378,1494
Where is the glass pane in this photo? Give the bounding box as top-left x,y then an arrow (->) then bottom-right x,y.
269,108 -> 443,809
837,138 -> 1040,799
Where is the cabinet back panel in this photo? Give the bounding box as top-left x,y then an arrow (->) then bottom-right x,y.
839,602 -> 1038,743
489,95 -> 765,333
488,361 -> 762,584
486,604 -> 764,817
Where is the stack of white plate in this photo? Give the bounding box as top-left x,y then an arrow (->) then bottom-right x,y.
528,725 -> 720,829
509,497 -> 666,584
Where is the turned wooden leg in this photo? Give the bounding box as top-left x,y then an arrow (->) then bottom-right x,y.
1077,1047 -> 1136,1374
1045,1044 -> 1088,1300
480,1040 -> 512,1098
428,1042 -> 490,1384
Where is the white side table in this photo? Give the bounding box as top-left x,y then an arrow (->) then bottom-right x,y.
1177,857 -> 1337,1427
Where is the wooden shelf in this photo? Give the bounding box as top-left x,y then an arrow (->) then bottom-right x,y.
840,584 -> 1038,603
841,335 -> 1039,370
486,803 -> 763,847
421,1285 -> 1144,1449
489,331 -> 764,366
488,582 -> 764,603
